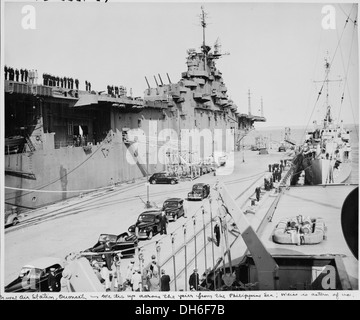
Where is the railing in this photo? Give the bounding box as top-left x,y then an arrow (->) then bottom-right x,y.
136,196 -> 238,292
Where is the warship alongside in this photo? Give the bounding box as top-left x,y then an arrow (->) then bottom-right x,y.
4,7 -> 265,214
290,57 -> 353,186
3,6 -> 358,294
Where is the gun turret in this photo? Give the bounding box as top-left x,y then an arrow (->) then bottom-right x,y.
145,76 -> 150,89
153,75 -> 159,87
158,74 -> 164,86
167,73 -> 172,84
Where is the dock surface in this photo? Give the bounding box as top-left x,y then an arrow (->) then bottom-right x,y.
3,148 -> 358,291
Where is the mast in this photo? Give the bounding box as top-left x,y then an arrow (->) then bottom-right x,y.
261,96 -> 264,117
248,89 -> 252,116
313,54 -> 342,128
200,6 -> 207,71
324,57 -> 332,125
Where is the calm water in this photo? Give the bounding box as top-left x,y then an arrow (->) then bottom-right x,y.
245,124 -> 359,184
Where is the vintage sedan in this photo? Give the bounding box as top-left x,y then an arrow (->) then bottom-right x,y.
187,183 -> 211,201
149,172 -> 179,185
218,154 -> 228,166
84,232 -> 138,260
5,257 -> 64,292
162,198 -> 184,221
128,210 -> 163,240
5,210 -> 20,227
278,143 -> 286,152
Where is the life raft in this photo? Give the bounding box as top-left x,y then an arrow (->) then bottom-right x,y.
273,216 -> 326,245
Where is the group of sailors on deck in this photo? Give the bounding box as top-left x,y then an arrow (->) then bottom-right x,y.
4,66 -> 37,84
4,65 -> 94,93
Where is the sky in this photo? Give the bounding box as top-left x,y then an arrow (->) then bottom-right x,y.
2,0 -> 359,128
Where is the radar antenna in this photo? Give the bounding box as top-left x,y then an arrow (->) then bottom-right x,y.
313,53 -> 342,127
199,6 -> 209,71
214,37 -> 221,55
200,6 -> 207,54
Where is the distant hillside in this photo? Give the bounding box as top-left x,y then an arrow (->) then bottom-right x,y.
255,123 -> 359,131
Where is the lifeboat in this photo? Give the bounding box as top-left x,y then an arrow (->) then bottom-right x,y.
273,215 -> 326,245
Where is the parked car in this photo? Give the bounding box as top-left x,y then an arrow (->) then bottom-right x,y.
5,210 -> 20,227
128,209 -> 163,240
200,162 -> 216,174
149,172 -> 179,185
5,257 -> 64,292
278,144 -> 286,152
199,163 -> 208,175
162,198 -> 184,221
188,183 -> 210,200
84,232 -> 138,261
218,154 -> 227,166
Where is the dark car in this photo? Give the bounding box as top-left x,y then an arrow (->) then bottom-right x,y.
200,162 -> 216,175
5,210 -> 20,227
188,183 -> 210,200
162,198 -> 184,221
5,257 -> 64,292
278,144 -> 286,152
149,172 -> 179,185
128,210 -> 163,240
84,232 -> 138,261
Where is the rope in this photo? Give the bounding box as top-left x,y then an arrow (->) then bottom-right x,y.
5,131 -> 115,201
337,11 -> 357,121
338,4 -> 356,24
5,185 -> 114,193
298,29 -> 324,145
299,14 -> 350,145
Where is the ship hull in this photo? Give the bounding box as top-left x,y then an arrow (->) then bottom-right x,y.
4,131 -> 163,211
308,158 -> 352,185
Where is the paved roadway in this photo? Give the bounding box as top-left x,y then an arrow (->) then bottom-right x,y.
4,149 -> 288,288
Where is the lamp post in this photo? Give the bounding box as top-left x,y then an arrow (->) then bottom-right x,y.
242,138 -> 245,163
145,182 -> 151,208
183,224 -> 188,291
192,215 -> 198,271
156,241 -> 161,287
137,248 -> 144,291
146,135 -> 150,208
171,233 -> 177,291
201,206 -> 207,272
209,197 -> 216,290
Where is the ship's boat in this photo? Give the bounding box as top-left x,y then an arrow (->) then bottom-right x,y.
273,215 -> 326,245
196,184 -> 357,291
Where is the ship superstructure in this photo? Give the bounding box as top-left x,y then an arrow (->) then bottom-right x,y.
4,8 -> 265,213
290,58 -> 352,185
